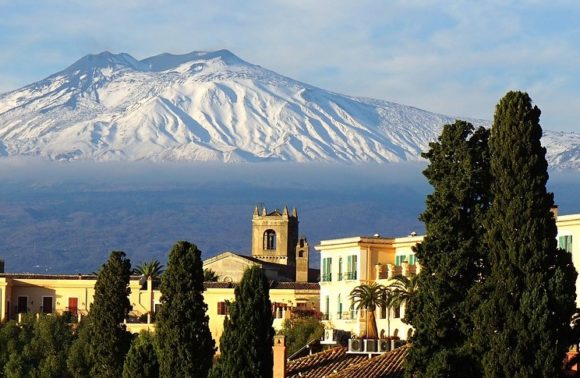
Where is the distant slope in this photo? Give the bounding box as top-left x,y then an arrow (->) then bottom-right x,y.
0,49 -> 576,168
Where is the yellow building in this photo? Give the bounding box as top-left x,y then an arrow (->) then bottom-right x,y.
0,205 -> 320,345
204,281 -> 320,343
0,273 -> 319,342
316,235 -> 421,341
316,210 -> 580,343
555,211 -> 580,300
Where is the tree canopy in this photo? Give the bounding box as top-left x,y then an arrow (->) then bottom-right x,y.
472,91 -> 577,377
156,241 -> 215,378
88,251 -> 133,378
210,266 -> 274,378
405,121 -> 490,377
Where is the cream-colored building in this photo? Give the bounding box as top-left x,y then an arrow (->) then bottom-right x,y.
205,281 -> 320,343
316,235 -> 421,341
556,211 -> 580,300
317,210 -> 580,342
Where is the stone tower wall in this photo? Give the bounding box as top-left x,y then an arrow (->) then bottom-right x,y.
251,206 -> 299,267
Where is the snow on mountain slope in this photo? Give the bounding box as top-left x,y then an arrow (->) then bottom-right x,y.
0,49 -> 576,167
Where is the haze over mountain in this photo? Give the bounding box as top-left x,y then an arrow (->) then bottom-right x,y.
1,49 -> 578,168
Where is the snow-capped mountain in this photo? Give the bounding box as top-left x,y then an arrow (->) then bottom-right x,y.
0,49 -> 576,167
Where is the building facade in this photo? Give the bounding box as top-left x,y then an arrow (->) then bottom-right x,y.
316,235 -> 421,340
317,210 -> 580,342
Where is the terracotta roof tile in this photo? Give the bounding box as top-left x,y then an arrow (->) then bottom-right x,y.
287,346 -> 369,378
327,345 -> 408,378
269,281 -> 320,290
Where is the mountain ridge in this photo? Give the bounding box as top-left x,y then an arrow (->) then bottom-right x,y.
0,49 -> 578,168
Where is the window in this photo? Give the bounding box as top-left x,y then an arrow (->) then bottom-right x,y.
337,294 -> 342,320
217,301 -> 229,315
380,292 -> 387,319
324,296 -> 330,320
409,254 -> 416,265
394,305 -> 401,319
17,296 -> 27,314
263,230 -> 276,250
345,255 -> 357,280
395,255 -> 408,266
338,257 -> 343,281
559,235 -> 573,253
68,297 -> 78,316
42,296 -> 53,314
322,257 -> 332,281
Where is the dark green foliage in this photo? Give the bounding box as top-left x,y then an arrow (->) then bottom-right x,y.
350,282 -> 386,338
281,314 -> 324,356
122,331 -> 159,378
473,91 -> 577,377
88,251 -> 133,378
210,266 -> 274,378
204,268 -> 219,282
4,314 -> 74,378
67,319 -> 92,378
405,121 -> 490,377
0,318 -> 33,377
134,260 -> 164,279
156,241 -> 215,378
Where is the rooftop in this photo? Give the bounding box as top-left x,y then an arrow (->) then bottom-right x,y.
287,345 -> 407,378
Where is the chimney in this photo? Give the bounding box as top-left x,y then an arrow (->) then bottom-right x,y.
551,205 -> 559,219
273,335 -> 287,378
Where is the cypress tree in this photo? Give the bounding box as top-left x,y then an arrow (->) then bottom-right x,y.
406,121 -> 490,377
89,251 -> 133,378
156,241 -> 215,378
210,266 -> 274,378
122,331 -> 159,378
473,91 -> 577,377
67,319 -> 92,378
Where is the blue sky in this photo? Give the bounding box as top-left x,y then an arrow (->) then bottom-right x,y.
1,0 -> 580,131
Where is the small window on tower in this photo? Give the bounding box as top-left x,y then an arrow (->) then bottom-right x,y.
298,250 -> 304,257
264,230 -> 276,250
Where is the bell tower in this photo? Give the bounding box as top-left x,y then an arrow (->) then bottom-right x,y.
295,236 -> 309,282
251,205 -> 299,266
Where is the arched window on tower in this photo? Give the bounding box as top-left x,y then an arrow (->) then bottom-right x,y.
264,230 -> 276,250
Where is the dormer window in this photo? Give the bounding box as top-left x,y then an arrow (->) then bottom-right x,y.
264,230 -> 276,250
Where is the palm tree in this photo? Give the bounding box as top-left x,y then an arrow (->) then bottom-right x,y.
349,282 -> 386,338
203,268 -> 219,282
386,274 -> 419,323
134,260 -> 164,280
381,288 -> 398,337
134,260 -> 164,323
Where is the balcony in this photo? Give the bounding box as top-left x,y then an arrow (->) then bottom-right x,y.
321,273 -> 332,282
343,271 -> 357,280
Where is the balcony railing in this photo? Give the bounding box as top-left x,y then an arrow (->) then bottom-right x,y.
343,271 -> 357,280
321,273 -> 332,282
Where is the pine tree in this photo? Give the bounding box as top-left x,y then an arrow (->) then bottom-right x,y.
156,241 -> 215,378
210,266 -> 274,378
405,121 -> 490,377
88,251 -> 133,378
122,331 -> 159,378
473,91 -> 577,377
